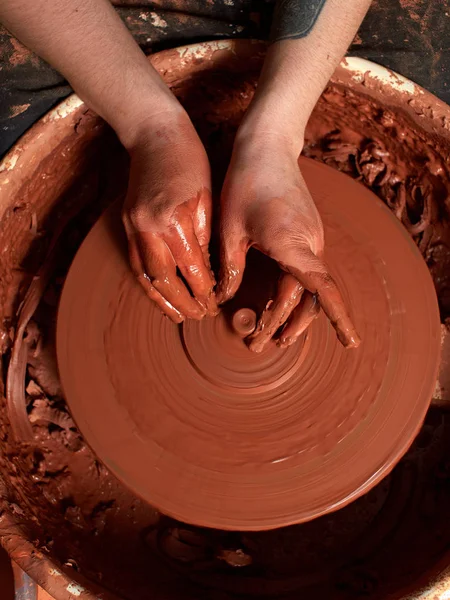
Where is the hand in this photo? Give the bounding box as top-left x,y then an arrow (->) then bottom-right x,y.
217,132 -> 360,352
122,112 -> 217,323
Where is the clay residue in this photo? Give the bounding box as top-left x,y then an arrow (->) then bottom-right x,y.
56,157 -> 439,530
9,104 -> 30,119
8,36 -> 39,67
0,62 -> 450,599
303,85 -> 450,320
399,0 -> 423,23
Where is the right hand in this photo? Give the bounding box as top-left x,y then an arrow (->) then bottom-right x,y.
217,131 -> 360,352
122,112 -> 217,323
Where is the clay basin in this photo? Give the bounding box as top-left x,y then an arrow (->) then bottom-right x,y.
1,40 -> 450,600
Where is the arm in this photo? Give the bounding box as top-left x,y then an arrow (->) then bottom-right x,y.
218,0 -> 371,351
241,0 -> 372,151
0,0 -> 176,148
0,0 -> 217,321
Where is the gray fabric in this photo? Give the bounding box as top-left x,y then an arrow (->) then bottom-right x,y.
270,0 -> 327,41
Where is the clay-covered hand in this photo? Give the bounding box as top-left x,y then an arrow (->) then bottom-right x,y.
217,134 -> 360,352
122,114 -> 217,323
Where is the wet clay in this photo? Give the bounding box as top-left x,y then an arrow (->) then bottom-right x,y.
1,45 -> 450,599
56,156 -> 440,531
231,308 -> 257,337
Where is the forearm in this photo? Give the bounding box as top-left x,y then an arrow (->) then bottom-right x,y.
0,0 -> 182,148
239,0 -> 372,153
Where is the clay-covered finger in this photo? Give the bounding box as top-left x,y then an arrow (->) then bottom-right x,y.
287,248 -> 360,348
191,189 -> 218,315
127,237 -> 184,323
192,188 -> 213,257
278,292 -> 320,347
166,218 -> 217,316
216,229 -> 248,305
192,189 -> 217,287
248,274 -> 303,353
136,232 -> 206,320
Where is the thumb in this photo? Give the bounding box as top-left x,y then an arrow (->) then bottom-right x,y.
216,227 -> 248,305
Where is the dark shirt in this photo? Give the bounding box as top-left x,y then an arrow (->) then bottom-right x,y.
0,0 -> 448,156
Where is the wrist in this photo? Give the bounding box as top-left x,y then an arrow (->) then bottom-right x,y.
236,110 -> 305,158
113,91 -> 186,152
238,96 -> 306,156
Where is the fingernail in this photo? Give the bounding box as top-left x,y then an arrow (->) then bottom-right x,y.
338,329 -> 361,348
347,332 -> 361,348
163,311 -> 184,324
189,303 -> 207,320
248,338 -> 266,354
249,344 -> 264,354
216,266 -> 240,305
279,336 -> 294,347
196,289 -> 219,317
206,292 -> 219,317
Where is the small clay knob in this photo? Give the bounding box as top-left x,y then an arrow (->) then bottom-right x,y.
232,308 -> 257,337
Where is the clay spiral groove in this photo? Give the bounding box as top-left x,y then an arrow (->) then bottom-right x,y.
56,158 -> 441,530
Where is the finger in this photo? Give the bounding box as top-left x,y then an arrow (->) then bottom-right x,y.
136,231 -> 206,320
192,189 -> 214,272
286,247 -> 360,348
165,213 -> 217,316
248,274 -> 303,353
216,228 -> 248,305
127,236 -> 184,323
278,292 -> 320,348
192,188 -> 213,258
191,190 -> 219,316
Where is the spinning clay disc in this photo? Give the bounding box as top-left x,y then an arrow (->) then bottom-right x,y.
57,158 -> 441,531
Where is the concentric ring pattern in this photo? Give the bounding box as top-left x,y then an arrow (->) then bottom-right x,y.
57,158 -> 441,530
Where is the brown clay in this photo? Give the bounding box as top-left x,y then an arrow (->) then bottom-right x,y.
232,308 -> 257,337
56,157 -> 440,531
1,41 -> 450,599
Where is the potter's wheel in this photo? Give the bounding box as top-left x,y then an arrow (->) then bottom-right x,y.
56,158 -> 440,531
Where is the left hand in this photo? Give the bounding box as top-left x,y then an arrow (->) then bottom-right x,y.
122,112 -> 217,323
217,132 -> 360,353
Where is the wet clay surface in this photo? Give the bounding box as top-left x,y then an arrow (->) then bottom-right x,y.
1,60 -> 450,599
57,158 -> 440,531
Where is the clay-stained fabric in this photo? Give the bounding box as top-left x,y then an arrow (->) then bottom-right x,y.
0,0 -> 449,156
